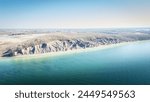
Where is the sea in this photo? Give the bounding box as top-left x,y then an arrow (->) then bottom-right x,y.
0,40 -> 150,85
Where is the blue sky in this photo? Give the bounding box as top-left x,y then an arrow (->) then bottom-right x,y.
0,0 -> 150,28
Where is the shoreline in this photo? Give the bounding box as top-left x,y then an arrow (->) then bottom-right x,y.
0,40 -> 150,60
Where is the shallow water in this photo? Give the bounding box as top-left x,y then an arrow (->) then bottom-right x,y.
0,41 -> 150,85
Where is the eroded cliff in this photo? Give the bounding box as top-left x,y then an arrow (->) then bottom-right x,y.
1,33 -> 150,57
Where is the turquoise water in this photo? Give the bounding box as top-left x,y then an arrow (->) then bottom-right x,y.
0,41 -> 150,85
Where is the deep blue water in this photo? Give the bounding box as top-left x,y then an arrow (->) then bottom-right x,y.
0,41 -> 150,85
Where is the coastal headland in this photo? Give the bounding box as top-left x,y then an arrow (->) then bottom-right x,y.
0,28 -> 150,57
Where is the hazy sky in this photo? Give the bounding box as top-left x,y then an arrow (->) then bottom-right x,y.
0,0 -> 150,28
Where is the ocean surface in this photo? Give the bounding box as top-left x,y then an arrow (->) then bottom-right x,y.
0,41 -> 150,85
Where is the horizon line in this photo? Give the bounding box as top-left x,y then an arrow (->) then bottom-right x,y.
0,26 -> 150,30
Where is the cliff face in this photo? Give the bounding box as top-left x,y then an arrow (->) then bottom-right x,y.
2,37 -> 121,57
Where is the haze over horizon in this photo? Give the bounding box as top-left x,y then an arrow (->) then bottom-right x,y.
0,0 -> 150,29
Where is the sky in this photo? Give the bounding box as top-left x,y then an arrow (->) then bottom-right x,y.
0,0 -> 150,29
